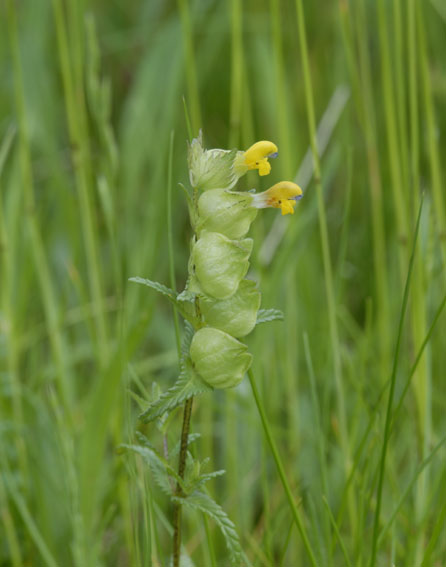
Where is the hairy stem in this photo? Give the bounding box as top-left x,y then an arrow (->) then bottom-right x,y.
173,397 -> 194,567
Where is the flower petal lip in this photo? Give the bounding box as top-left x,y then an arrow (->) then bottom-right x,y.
251,181 -> 303,215
243,140 -> 279,176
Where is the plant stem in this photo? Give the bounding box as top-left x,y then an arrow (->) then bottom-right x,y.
173,397 -> 194,567
247,369 -> 318,567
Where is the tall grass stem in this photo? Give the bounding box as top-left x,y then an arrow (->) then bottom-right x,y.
247,368 -> 318,567
369,197 -> 424,567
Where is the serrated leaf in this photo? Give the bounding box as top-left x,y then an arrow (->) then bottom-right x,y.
129,277 -> 177,301
174,491 -> 243,565
150,459 -> 177,496
180,322 -> 195,361
139,364 -> 212,423
127,388 -> 150,411
121,443 -> 180,495
134,431 -> 154,448
177,289 -> 197,304
190,470 -> 226,493
256,308 -> 284,324
129,277 -> 200,325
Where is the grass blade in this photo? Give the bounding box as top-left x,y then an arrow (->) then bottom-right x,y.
369,196 -> 424,567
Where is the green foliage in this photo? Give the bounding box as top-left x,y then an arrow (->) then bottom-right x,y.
171,433 -> 201,457
129,276 -> 178,302
139,361 -> 212,423
2,0 -> 446,566
123,433 -> 239,564
174,492 -> 243,566
122,441 -> 181,496
130,277 -> 200,325
138,320 -> 211,422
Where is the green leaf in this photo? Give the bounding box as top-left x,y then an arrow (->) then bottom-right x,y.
177,288 -> 197,304
121,443 -> 180,496
256,308 -> 284,324
180,321 -> 195,360
126,388 -> 150,411
139,362 -> 212,423
174,491 -> 243,565
129,277 -> 177,301
134,431 -> 155,448
190,470 -> 226,493
129,277 -> 200,325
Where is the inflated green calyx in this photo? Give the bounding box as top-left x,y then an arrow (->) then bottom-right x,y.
188,134 -> 239,191
191,231 -> 253,299
199,279 -> 261,337
197,189 -> 257,239
190,327 -> 252,388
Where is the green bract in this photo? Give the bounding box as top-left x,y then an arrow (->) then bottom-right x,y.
191,231 -> 253,299
197,189 -> 257,239
190,327 -> 252,388
199,279 -> 261,338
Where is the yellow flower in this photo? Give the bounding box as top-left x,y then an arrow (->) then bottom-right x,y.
251,181 -> 303,215
242,141 -> 278,176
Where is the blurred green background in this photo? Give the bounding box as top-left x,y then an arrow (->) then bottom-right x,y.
1,0 -> 446,565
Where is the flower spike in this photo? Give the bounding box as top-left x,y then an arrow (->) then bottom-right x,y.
243,141 -> 279,176
251,181 -> 303,215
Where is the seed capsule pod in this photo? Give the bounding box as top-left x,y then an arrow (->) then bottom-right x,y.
191,231 -> 253,299
200,279 -> 261,338
190,327 -> 252,388
197,189 -> 257,239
